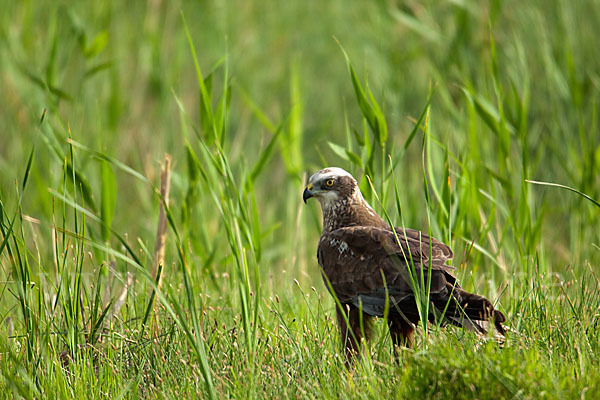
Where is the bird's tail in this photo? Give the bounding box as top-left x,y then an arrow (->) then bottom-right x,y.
438,287 -> 506,342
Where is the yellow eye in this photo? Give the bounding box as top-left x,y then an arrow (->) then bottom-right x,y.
325,179 -> 334,187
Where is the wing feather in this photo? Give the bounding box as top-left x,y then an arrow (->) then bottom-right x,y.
317,226 -> 505,334
317,226 -> 454,305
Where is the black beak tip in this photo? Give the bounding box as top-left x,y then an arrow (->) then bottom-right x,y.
302,188 -> 313,204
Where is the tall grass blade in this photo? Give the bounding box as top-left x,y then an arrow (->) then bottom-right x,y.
525,180 -> 600,209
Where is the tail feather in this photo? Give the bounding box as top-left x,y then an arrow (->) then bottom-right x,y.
448,316 -> 506,344
434,286 -> 506,341
457,289 -> 505,322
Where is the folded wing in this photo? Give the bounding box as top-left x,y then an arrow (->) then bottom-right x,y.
317,226 -> 505,335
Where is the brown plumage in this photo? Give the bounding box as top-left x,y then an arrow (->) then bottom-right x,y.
303,167 -> 505,362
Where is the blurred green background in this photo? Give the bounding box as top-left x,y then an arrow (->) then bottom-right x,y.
2,0 -> 598,256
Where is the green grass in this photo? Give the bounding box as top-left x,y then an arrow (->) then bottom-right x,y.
1,0 -> 600,398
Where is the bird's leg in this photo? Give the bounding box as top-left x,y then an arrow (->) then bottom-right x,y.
336,304 -> 371,366
388,316 -> 414,359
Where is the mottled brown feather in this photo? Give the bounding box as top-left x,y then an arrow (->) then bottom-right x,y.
318,226 -> 453,302
318,225 -> 505,332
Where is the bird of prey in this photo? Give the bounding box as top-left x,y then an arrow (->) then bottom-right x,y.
303,167 -> 505,360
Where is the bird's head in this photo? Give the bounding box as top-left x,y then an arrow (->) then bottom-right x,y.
303,167 -> 358,207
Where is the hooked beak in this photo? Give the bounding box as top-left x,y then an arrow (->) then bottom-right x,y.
303,183 -> 314,204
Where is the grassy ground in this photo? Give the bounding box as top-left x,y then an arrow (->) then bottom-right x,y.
1,0 -> 600,398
